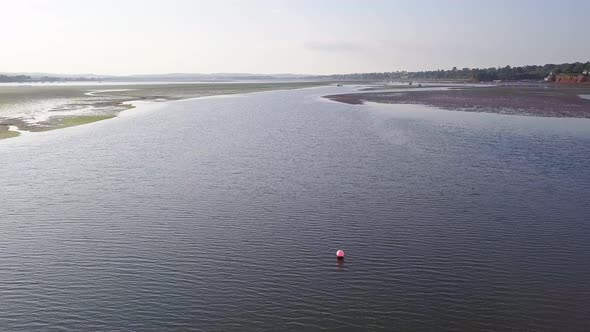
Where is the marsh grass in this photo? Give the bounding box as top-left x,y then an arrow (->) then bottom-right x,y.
57,115 -> 116,128
0,127 -> 19,140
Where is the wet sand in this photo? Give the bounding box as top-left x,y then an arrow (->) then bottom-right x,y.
325,84 -> 590,118
0,81 -> 325,137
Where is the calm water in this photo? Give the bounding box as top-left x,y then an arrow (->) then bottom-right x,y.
1,87 -> 590,331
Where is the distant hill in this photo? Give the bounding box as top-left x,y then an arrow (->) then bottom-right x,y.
0,72 -> 111,80
112,73 -> 310,81
0,72 -> 310,82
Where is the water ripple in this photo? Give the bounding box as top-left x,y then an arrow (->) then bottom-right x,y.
1,87 -> 589,330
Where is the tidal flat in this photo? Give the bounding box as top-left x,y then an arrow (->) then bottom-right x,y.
326,84 -> 590,118
0,81 -> 324,138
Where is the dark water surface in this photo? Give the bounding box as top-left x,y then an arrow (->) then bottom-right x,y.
1,87 -> 589,331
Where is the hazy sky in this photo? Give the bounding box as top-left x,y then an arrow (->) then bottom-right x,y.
1,0 -> 588,75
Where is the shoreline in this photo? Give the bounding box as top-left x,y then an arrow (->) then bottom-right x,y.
325,84 -> 590,118
0,82 -> 327,140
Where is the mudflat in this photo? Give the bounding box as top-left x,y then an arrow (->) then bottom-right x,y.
325,84 -> 590,118
0,81 -> 324,137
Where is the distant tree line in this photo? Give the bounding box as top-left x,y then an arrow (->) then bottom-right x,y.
317,62 -> 590,81
0,75 -> 32,82
0,74 -> 101,82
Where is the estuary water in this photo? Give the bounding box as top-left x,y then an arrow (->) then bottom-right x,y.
1,87 -> 589,331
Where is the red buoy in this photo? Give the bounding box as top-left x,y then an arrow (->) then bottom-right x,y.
336,249 -> 345,259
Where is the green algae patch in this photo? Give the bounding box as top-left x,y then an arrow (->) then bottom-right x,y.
0,127 -> 20,140
57,115 -> 116,128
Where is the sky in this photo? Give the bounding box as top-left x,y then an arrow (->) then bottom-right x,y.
1,0 -> 588,75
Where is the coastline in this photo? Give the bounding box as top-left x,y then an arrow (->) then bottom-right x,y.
325,84 -> 590,118
0,81 -> 326,140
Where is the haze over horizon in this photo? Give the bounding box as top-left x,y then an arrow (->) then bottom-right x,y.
2,0 -> 588,76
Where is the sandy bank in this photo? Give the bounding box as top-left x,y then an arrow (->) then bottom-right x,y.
325,85 -> 590,118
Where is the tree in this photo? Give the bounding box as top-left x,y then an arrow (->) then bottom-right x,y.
315,62 -> 587,81
572,62 -> 586,74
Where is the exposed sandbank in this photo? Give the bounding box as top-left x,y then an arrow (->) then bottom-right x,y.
324,84 -> 590,118
325,84 -> 590,118
0,81 -> 326,140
